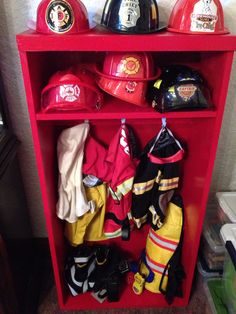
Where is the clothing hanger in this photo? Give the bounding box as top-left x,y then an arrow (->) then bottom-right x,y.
121,118 -> 126,125
161,117 -> 167,128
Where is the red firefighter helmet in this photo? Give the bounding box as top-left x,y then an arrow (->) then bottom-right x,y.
41,66 -> 103,112
95,52 -> 160,107
36,0 -> 90,34
168,0 -> 229,34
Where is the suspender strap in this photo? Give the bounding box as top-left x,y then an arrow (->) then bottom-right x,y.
159,195 -> 185,304
105,213 -> 130,240
148,149 -> 184,164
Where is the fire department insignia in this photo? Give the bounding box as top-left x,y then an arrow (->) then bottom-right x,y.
190,0 -> 218,32
119,0 -> 141,28
121,57 -> 140,75
60,84 -> 80,102
46,0 -> 74,33
125,81 -> 137,93
177,84 -> 197,101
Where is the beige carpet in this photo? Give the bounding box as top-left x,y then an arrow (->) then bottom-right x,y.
38,275 -> 212,314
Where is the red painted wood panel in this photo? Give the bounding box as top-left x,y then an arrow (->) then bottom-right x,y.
17,29 -> 236,52
16,29 -> 236,310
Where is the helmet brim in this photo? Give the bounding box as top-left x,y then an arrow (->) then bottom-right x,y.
167,26 -> 230,35
98,22 -> 167,35
97,78 -> 149,107
94,63 -> 161,82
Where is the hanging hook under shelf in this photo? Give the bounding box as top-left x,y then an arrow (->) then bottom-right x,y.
162,117 -> 167,128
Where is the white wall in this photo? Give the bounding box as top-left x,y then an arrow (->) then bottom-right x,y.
0,0 -> 235,236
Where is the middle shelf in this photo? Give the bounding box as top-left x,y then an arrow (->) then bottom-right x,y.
36,95 -> 217,120
36,110 -> 217,121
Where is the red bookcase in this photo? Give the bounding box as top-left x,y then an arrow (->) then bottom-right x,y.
16,29 -> 236,311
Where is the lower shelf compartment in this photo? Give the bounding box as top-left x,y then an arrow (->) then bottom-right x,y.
52,224 -> 191,310
61,279 -> 188,311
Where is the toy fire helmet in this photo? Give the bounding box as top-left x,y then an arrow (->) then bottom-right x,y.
36,0 -> 90,34
96,52 -> 159,106
168,0 -> 229,34
150,65 -> 211,112
41,67 -> 103,112
100,0 -> 166,34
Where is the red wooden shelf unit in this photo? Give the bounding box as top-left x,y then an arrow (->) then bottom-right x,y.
16,29 -> 236,311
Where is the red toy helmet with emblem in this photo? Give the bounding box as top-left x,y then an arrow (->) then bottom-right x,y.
95,52 -> 159,106
36,0 -> 90,34
168,0 -> 229,34
41,66 -> 103,112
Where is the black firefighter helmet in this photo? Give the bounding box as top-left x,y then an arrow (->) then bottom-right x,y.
100,0 -> 166,34
150,65 -> 211,112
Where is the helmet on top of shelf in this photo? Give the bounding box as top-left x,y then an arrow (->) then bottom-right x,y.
36,0 -> 90,34
100,0 -> 166,34
168,0 -> 229,34
41,66 -> 103,112
95,52 -> 160,107
149,65 -> 211,112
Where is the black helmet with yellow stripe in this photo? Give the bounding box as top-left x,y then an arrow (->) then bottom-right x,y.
150,65 -> 211,112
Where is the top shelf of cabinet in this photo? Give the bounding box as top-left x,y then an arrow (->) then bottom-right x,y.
16,28 -> 236,52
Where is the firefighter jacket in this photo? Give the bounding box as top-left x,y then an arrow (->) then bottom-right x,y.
83,136 -> 110,183
131,127 -> 184,230
83,123 -> 138,239
56,123 -> 95,223
64,183 -> 107,246
138,194 -> 185,304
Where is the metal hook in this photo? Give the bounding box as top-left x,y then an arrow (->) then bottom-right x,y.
121,118 -> 126,124
162,117 -> 167,128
